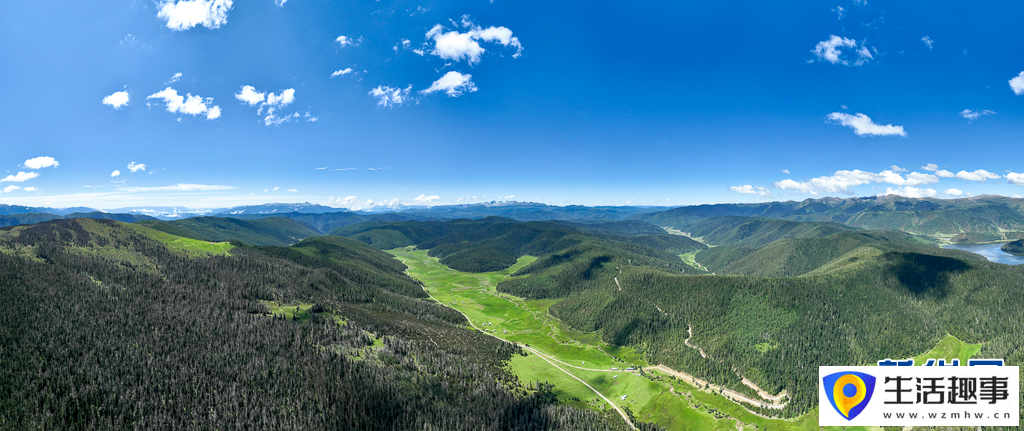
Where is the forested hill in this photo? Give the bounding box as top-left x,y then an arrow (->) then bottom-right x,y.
333,217 -> 706,274
0,219 -> 632,430
224,211 -> 444,234
135,216 -> 321,246
679,216 -> 859,247
0,211 -> 156,228
640,195 -> 1024,238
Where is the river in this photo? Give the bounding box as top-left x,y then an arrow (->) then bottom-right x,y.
941,243 -> 1024,265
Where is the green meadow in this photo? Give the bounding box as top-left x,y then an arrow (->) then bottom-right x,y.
388,247 -> 889,431
128,224 -> 234,256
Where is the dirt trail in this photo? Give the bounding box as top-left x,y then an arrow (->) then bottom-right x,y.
614,267 -> 622,291
645,365 -> 785,410
684,325 -> 708,358
682,325 -> 788,406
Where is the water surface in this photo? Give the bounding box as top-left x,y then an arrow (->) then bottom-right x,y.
941,243 -> 1024,265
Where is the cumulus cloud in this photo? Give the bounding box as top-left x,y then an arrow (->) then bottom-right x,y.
420,71 -> 478,97
889,165 -> 907,172
811,35 -> 873,66
24,156 -> 59,169
330,68 -> 353,78
921,36 -> 934,49
425,22 -> 523,65
1006,172 -> 1024,186
922,163 -> 955,177
127,162 -> 146,173
147,87 -> 221,120
943,188 -> 964,197
328,195 -> 357,207
954,169 -> 1000,182
157,0 -> 233,31
0,172 -> 39,183
121,183 -> 236,192
235,85 -> 265,105
881,187 -> 937,198
3,185 -> 20,193
413,194 -> 441,204
827,112 -> 906,136
335,35 -> 354,47
235,86 -> 299,125
960,109 -> 995,121
728,185 -> 771,197
774,168 -> 939,195
1010,72 -> 1024,95
102,90 -> 130,109
111,170 -> 121,177
369,85 -> 412,107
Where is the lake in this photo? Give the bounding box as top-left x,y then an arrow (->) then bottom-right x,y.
941,243 -> 1024,265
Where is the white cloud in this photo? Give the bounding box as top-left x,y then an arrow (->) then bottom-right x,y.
922,163 -> 955,177
811,35 -> 873,66
3,185 -> 20,193
827,112 -> 906,136
943,188 -> 964,197
24,156 -> 59,169
728,185 -> 771,197
1007,172 -> 1024,186
287,188 -> 298,192
121,183 -> 236,192
954,169 -> 1000,182
263,111 -> 299,126
147,87 -> 220,120
157,0 -> 233,31
127,162 -> 146,173
328,195 -> 357,207
275,0 -> 287,6
166,72 -> 182,84
413,194 -> 441,204
369,85 -> 413,107
235,85 -> 266,105
0,172 -> 39,183
425,22 -> 523,65
921,36 -> 934,49
499,195 -> 515,199
774,168 -> 939,195
266,89 -> 295,107
1010,72 -> 1024,95
420,71 -> 478,97
330,68 -> 354,78
111,170 -> 121,177
102,90 -> 130,109
304,112 -> 318,122
960,109 -> 995,121
22,187 -> 37,192
832,6 -> 845,19
889,165 -> 907,172
881,187 -> 937,198
782,169 -> 791,174
336,35 -> 354,47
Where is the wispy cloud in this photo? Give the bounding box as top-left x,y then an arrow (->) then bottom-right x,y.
420,71 -> 477,97
960,109 -> 995,121
120,183 -> 236,192
157,0 -> 233,31
330,68 -> 353,78
102,90 -> 130,109
335,35 -> 355,47
728,185 -> 771,197
1,172 -> 40,183
921,36 -> 934,50
24,156 -> 59,169
147,87 -> 221,120
166,72 -> 182,84
922,163 -> 955,177
127,162 -> 146,173
954,169 -> 1000,182
810,35 -> 873,66
413,194 -> 441,204
3,185 -> 21,193
369,85 -> 412,107
827,112 -> 906,136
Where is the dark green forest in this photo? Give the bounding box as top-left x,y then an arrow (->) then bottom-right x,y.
0,219 -> 638,430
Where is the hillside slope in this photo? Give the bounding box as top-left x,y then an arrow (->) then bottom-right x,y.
136,216 -> 320,246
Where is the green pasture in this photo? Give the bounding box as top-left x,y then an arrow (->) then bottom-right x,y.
129,224 -> 234,256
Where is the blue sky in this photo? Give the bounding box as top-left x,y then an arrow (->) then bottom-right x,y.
2,0 -> 1024,210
